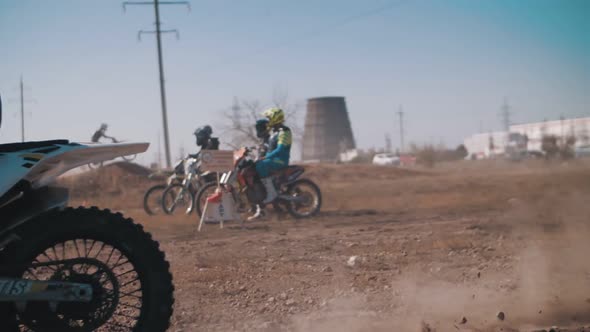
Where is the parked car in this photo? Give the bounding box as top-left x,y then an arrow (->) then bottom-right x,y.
575,146 -> 590,158
372,153 -> 400,166
526,150 -> 545,158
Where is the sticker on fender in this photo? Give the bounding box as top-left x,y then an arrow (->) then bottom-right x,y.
0,279 -> 34,296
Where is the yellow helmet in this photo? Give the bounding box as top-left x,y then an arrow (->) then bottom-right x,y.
262,107 -> 285,127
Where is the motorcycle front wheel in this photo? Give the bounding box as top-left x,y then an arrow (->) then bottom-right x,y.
194,182 -> 218,218
194,182 -> 249,224
0,207 -> 174,332
143,184 -> 166,215
161,184 -> 195,215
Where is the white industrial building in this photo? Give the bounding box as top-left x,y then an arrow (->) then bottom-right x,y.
464,116 -> 590,159
463,131 -> 508,159
510,117 -> 590,151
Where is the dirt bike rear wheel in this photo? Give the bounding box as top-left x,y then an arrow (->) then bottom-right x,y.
143,184 -> 166,216
286,178 -> 322,218
161,183 -> 195,215
0,207 -> 174,332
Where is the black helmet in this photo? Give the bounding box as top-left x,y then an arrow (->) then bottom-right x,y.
194,125 -> 213,146
255,119 -> 269,139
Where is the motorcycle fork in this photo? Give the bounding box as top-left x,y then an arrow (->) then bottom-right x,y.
177,173 -> 193,200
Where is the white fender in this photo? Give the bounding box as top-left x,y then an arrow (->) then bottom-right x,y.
0,142 -> 149,196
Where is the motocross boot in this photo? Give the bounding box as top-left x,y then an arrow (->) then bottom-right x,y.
261,177 -> 278,204
248,205 -> 266,221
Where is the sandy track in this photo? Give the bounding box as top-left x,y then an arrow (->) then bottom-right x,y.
63,160 -> 590,332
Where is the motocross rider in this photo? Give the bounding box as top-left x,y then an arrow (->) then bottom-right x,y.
248,118 -> 271,220
250,108 -> 291,219
255,118 -> 271,157
91,123 -> 115,143
190,125 -> 219,158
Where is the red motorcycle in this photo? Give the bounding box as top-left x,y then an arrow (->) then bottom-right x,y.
195,147 -> 322,219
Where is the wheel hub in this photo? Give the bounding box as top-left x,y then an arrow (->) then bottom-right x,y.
53,260 -> 118,325
21,258 -> 119,330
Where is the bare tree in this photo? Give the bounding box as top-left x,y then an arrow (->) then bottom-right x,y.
219,88 -> 302,149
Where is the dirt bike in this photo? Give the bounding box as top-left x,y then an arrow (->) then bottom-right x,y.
160,155 -> 216,216
88,137 -> 137,169
0,97 -> 174,331
142,165 -> 182,216
195,147 -> 322,220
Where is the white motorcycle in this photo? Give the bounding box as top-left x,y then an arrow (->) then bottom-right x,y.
0,95 -> 174,331
160,155 -> 216,215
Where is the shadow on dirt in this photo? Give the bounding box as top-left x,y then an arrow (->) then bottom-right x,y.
320,209 -> 381,217
228,225 -> 271,231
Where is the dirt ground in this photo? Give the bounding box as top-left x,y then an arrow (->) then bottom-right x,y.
62,160 -> 590,332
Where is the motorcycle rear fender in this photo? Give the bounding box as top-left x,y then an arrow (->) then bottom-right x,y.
282,166 -> 305,185
0,141 -> 148,195
0,186 -> 68,249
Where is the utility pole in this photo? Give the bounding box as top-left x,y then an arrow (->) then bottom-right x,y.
560,114 -> 565,145
385,133 -> 392,153
9,76 -> 34,142
19,77 -> 25,142
123,0 -> 190,168
397,106 -> 405,153
232,96 -> 241,130
157,131 -> 162,169
500,97 -> 511,132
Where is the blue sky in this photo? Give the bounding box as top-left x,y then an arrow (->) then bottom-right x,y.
1,0 -> 588,164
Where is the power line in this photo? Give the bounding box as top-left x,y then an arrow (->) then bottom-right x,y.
336,0 -> 409,26
123,0 -> 190,169
206,0 -> 409,69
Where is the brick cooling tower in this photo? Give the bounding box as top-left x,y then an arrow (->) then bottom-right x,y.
302,97 -> 356,162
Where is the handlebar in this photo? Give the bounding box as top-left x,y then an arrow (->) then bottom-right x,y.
244,146 -> 259,154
